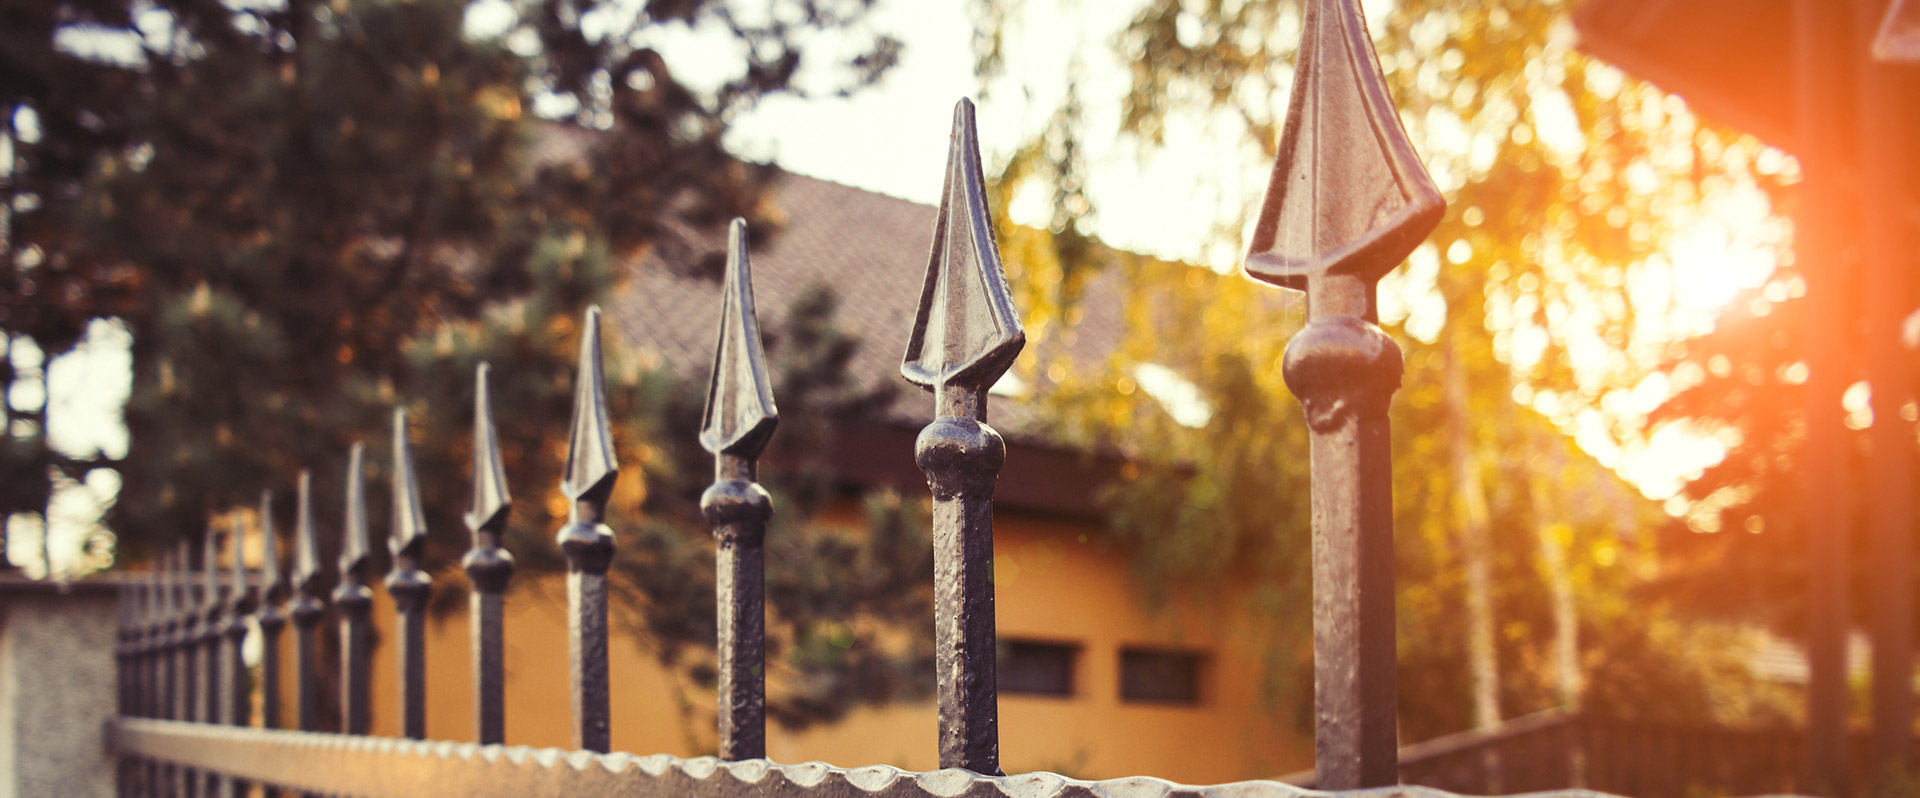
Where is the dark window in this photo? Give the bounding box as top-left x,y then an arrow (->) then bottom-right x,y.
998,640 -> 1078,696
1119,647 -> 1206,705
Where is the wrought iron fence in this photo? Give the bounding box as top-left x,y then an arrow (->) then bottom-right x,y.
106,0 -> 1621,795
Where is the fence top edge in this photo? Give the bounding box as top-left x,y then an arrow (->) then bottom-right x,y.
112,718 -> 1632,798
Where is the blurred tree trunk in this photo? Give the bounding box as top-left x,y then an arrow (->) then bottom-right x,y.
1445,332 -> 1500,730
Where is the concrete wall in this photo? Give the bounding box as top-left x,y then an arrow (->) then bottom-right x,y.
0,578 -> 116,798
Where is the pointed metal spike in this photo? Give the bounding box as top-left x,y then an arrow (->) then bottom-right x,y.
561,306 -> 619,501
229,520 -> 247,607
1244,0 -> 1443,291
341,442 -> 371,577
155,549 -> 171,618
260,489 -> 281,600
178,538 -> 195,610
467,362 -> 512,534
293,470 -> 320,593
901,98 -> 1027,395
202,531 -> 221,611
700,218 -> 780,459
391,408 -> 429,559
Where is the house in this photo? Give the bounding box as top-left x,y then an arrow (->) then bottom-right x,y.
327,169 -> 1313,784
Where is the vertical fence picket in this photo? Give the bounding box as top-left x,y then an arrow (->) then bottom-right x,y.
335,443 -> 374,736
388,408 -> 433,740
900,99 -> 1025,776
201,532 -> 223,725
254,491 -> 286,798
288,471 -> 326,733
465,363 -> 514,746
1242,0 -> 1443,788
153,551 -> 175,797
199,532 -> 223,797
255,490 -> 285,732
222,528 -> 252,798
700,219 -> 778,761
174,539 -> 201,798
556,306 -> 618,753
115,580 -> 132,798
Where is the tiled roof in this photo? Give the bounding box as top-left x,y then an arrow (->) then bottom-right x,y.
605,169 -> 1131,435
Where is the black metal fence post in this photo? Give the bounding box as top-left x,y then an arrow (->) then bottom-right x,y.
1242,0 -> 1443,789
557,306 -> 617,753
700,218 -> 778,761
175,538 -> 199,798
222,528 -> 252,798
465,362 -> 514,746
254,490 -> 286,798
199,532 -> 223,797
900,98 -> 1026,776
288,471 -> 327,733
388,408 -> 432,740
335,443 -> 374,736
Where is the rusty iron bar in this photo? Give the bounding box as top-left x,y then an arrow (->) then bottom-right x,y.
153,550 -> 177,796
177,537 -> 201,797
288,470 -> 327,733
1859,0 -> 1915,777
1243,0 -> 1443,788
900,98 -> 1026,776
201,532 -> 223,725
178,538 -> 200,731
200,531 -> 224,798
1792,1 -> 1851,790
223,527 -> 254,798
256,490 -> 287,733
389,408 -> 433,740
557,305 -> 618,752
255,490 -> 287,798
140,566 -> 158,719
336,443 -> 375,736
700,218 -> 779,761
465,362 -> 515,746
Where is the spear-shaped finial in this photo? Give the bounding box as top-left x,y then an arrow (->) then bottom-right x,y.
1244,0 -> 1440,789
340,443 -> 371,580
292,471 -> 320,600
561,306 -> 618,505
555,305 -> 618,752
467,363 -> 512,535
701,219 -> 779,461
1245,0 -> 1442,300
388,408 -> 433,739
391,409 -> 429,561
259,490 -> 282,604
904,98 -> 1023,776
335,442 -> 374,735
902,98 -> 1026,412
701,218 -> 778,760
465,362 -> 515,746
227,523 -> 248,615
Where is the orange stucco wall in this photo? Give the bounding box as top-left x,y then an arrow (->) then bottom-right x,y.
269,503 -> 1310,784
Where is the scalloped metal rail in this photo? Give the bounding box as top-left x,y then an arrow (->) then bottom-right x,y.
110,719 -> 1623,798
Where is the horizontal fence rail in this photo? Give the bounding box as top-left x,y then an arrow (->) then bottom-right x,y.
112,718 -> 1618,798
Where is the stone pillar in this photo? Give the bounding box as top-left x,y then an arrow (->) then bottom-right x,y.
0,576 -> 117,798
